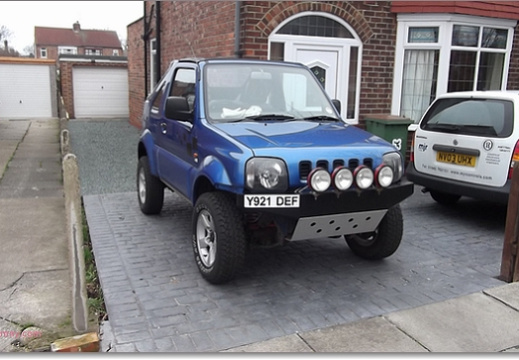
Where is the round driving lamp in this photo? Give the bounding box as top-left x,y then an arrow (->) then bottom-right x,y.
354,166 -> 374,189
308,168 -> 331,192
332,166 -> 353,191
375,164 -> 394,188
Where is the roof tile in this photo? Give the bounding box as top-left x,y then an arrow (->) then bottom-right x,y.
34,25 -> 121,48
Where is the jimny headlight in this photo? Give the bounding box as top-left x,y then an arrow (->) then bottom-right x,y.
382,151 -> 403,183
246,158 -> 288,192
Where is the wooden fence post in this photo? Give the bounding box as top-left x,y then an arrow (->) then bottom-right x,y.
500,162 -> 519,282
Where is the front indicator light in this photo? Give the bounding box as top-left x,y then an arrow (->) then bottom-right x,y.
354,166 -> 374,189
308,168 -> 331,192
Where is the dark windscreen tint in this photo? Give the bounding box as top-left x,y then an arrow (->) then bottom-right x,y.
421,98 -> 514,137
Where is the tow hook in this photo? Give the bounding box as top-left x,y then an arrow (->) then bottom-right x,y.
421,187 -> 430,194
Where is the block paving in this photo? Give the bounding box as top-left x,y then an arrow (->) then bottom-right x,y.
84,188 -> 506,352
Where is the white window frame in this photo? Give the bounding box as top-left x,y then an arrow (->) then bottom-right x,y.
113,49 -> 119,56
58,46 -> 78,55
392,14 -> 516,126
150,38 -> 158,92
40,47 -> 47,58
85,48 -> 102,56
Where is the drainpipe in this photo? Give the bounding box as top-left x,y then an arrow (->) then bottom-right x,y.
143,2 -> 148,98
156,1 -> 161,79
234,1 -> 242,58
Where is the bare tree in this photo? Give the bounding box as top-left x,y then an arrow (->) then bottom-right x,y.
0,25 -> 12,43
23,44 -> 35,57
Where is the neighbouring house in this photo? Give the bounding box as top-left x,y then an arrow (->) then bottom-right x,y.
35,22 -> 123,60
30,22 -> 130,119
126,0 -> 519,160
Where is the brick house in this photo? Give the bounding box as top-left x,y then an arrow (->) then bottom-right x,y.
33,22 -> 130,119
35,21 -> 123,60
127,0 -> 519,135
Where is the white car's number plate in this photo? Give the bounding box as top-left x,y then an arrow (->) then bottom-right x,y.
244,195 -> 300,208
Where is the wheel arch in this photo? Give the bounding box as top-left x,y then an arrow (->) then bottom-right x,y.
138,130 -> 159,176
191,155 -> 237,203
193,175 -> 216,204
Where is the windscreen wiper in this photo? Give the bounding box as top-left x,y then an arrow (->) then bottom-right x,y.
460,125 -> 497,136
424,123 -> 461,133
245,114 -> 295,121
302,115 -> 340,122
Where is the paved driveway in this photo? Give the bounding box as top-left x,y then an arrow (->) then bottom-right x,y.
70,119 -> 507,352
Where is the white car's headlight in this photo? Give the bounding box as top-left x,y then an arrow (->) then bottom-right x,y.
382,152 -> 403,183
246,158 -> 288,192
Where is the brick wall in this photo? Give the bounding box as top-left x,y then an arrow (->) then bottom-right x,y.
508,24 -> 519,90
59,60 -> 128,119
128,1 -> 237,126
128,19 -> 145,128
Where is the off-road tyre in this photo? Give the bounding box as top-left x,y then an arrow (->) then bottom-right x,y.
430,190 -> 461,206
192,192 -> 247,284
137,156 -> 164,215
345,205 -> 403,260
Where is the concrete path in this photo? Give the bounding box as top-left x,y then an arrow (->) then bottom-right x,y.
0,119 -> 75,351
225,282 -> 519,352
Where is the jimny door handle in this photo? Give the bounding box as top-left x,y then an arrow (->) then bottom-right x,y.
160,122 -> 167,135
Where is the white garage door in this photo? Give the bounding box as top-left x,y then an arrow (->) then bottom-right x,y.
73,67 -> 129,118
0,63 -> 53,119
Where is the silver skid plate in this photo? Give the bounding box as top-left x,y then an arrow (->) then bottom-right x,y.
289,209 -> 388,241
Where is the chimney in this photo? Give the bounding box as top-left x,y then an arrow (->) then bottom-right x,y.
73,21 -> 80,32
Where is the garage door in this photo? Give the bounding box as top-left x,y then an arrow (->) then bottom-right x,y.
73,67 -> 129,118
0,63 -> 53,119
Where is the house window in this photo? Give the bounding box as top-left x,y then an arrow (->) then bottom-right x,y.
113,49 -> 119,56
85,48 -> 102,56
58,46 -> 78,55
40,47 -> 47,58
393,15 -> 515,123
277,15 -> 354,38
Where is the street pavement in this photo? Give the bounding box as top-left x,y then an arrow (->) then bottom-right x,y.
0,119 -> 77,352
69,119 -> 519,352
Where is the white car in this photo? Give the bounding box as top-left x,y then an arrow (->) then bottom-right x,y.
407,91 -> 519,205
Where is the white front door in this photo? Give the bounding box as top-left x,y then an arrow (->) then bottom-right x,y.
285,42 -> 348,119
294,46 -> 339,99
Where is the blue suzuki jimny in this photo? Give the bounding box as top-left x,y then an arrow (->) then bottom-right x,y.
137,58 -> 414,284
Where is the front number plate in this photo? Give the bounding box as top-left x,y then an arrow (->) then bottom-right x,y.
244,195 -> 300,208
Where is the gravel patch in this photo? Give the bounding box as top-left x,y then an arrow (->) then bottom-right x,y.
67,119 -> 140,195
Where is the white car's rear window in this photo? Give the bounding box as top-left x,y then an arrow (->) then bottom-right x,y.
421,98 -> 514,138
